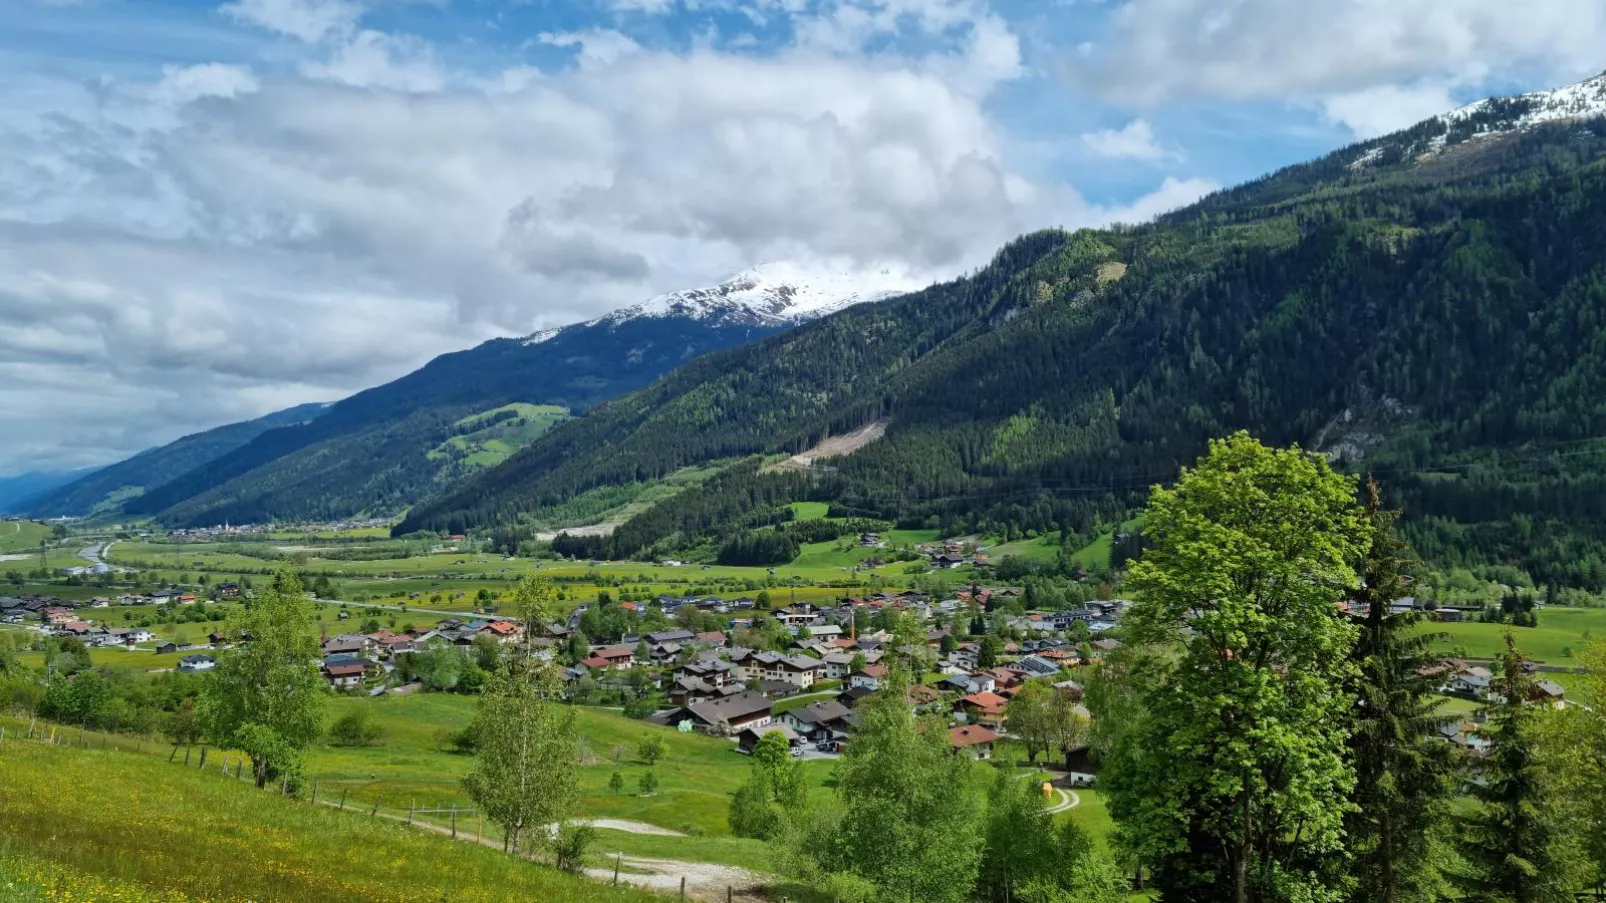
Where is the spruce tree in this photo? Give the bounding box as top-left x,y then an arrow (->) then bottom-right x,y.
1457,632 -> 1573,902
1343,479 -> 1457,903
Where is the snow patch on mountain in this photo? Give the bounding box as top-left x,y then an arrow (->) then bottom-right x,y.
518,263 -> 921,345
587,262 -> 921,328
522,327 -> 562,347
1352,70 -> 1606,170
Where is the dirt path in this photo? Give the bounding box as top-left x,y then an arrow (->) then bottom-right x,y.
584,857 -> 770,902
319,799 -> 770,900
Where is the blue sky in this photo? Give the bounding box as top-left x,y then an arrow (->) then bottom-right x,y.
2,0 -> 1604,474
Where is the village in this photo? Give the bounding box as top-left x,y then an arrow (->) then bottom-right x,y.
4,578 -> 1563,774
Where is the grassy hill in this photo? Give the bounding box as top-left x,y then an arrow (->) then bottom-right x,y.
0,520 -> 50,555
0,739 -> 660,903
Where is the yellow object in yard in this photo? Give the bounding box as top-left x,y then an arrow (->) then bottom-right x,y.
1042,782 -> 1053,798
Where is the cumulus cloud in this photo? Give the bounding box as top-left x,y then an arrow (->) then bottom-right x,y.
1319,81 -> 1461,139
1081,118 -> 1167,161
1075,0 -> 1606,106
0,0 -> 1209,473
220,0 -> 363,43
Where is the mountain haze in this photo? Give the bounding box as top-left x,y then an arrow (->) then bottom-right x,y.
402,73 -> 1606,589
25,403 -> 331,518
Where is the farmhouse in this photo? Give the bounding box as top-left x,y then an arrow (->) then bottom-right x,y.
778,699 -> 855,743
948,725 -> 998,760
668,690 -> 774,735
737,723 -> 801,754
177,654 -> 217,673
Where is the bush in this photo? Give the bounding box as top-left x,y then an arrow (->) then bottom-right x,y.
328,708 -> 385,748
552,822 -> 596,874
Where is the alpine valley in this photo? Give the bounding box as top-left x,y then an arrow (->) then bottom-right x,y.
26,264 -> 916,525
398,72 -> 1606,590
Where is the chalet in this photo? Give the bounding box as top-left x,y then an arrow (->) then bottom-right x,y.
695,631 -> 728,647
949,724 -> 998,760
154,642 -> 180,655
774,605 -> 822,628
322,634 -> 373,658
647,629 -> 696,645
778,700 -> 854,742
730,651 -> 824,689
323,660 -> 372,690
1447,666 -> 1494,698
480,620 -> 523,644
1012,655 -> 1062,679
674,660 -> 736,688
957,691 -> 1009,726
1533,680 -> 1567,708
737,723 -> 801,754
590,646 -> 637,671
668,677 -> 744,708
44,607 -> 74,626
177,654 -> 217,673
669,690 -> 774,735
216,582 -> 241,598
848,664 -> 888,691
940,672 -> 997,696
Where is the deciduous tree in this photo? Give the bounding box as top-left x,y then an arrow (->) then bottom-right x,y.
199,566 -> 325,789
461,575 -> 579,854
1105,434 -> 1367,903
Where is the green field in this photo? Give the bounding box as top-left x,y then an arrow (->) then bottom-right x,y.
1419,606 -> 1606,665
0,520 -> 51,555
0,740 -> 659,903
428,403 -> 571,469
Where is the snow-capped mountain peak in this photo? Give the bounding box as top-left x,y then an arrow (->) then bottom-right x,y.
587,262 -> 920,328
1351,70 -> 1606,170
1438,69 -> 1606,134
519,263 -> 922,346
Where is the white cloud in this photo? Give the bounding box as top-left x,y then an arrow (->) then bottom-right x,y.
1319,81 -> 1461,139
152,64 -> 261,105
1076,0 -> 1606,105
219,0 -> 363,43
1104,176 -> 1217,224
1081,118 -> 1166,160
538,29 -> 645,70
301,30 -> 446,91
0,0 -> 1212,473
608,0 -> 675,13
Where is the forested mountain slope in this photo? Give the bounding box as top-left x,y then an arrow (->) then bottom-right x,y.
402,77 -> 1606,589
26,403 -> 329,517
116,266 -> 907,527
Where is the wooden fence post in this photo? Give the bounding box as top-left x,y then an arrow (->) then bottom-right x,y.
280,773 -> 288,796
613,855 -> 621,885
450,807 -> 457,839
198,747 -> 207,770
374,796 -> 384,818
680,876 -> 686,901
183,746 -> 191,766
311,780 -> 319,805
407,799 -> 414,824
477,812 -> 482,843
339,789 -> 348,811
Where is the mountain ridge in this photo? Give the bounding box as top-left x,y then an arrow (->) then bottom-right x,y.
69,265 -> 910,526
399,75 -> 1606,589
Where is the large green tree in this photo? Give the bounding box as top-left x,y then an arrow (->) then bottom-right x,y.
729,730 -> 806,839
462,575 -> 580,855
1457,632 -> 1577,902
1343,479 -> 1459,903
1537,638 -> 1606,895
1106,433 -> 1367,903
199,565 -> 325,788
777,662 -> 983,903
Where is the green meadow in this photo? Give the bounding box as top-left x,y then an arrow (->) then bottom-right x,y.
0,740 -> 660,903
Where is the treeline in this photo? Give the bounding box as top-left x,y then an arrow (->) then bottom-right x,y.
402,117 -> 1606,588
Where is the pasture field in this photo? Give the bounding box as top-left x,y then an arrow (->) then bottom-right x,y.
0,520 -> 51,555
1418,605 -> 1606,664
0,740 -> 660,903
